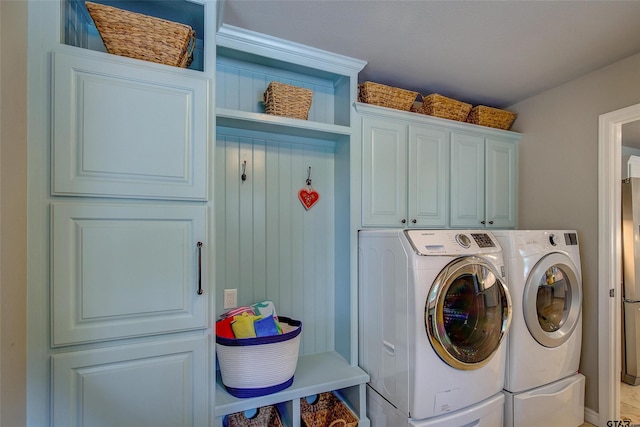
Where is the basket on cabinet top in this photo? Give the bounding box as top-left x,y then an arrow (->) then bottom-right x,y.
85,1 -> 196,68
412,93 -> 473,122
466,105 -> 518,130
358,81 -> 418,112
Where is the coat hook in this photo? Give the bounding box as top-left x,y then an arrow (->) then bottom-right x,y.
241,161 -> 247,181
306,166 -> 312,186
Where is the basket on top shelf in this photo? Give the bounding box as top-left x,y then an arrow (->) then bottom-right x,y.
412,93 -> 472,122
224,405 -> 284,427
466,105 -> 518,130
300,392 -> 359,427
358,81 -> 418,112
84,1 -> 196,68
263,82 -> 313,120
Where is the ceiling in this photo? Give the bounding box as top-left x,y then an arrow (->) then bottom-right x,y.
220,0 -> 640,146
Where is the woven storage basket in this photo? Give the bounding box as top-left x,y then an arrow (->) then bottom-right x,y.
413,93 -> 472,122
263,82 -> 313,120
301,392 -> 358,427
216,317 -> 302,398
358,82 -> 417,111
85,1 -> 196,68
466,105 -> 518,130
225,406 -> 284,427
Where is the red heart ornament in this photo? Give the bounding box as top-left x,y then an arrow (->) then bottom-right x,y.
298,187 -> 320,210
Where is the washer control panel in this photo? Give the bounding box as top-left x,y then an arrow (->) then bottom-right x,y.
405,230 -> 500,255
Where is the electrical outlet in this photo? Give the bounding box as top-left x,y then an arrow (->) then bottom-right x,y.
223,289 -> 237,309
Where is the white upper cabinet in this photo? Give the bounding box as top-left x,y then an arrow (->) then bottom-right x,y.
358,103 -> 519,229
450,132 -> 518,228
51,50 -> 209,200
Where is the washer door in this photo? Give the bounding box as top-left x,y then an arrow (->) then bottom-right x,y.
523,252 -> 582,348
425,256 -> 512,370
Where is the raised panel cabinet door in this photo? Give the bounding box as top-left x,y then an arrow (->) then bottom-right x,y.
52,50 -> 209,200
51,202 -> 207,346
51,335 -> 208,427
450,132 -> 485,228
485,137 -> 518,228
362,116 -> 408,226
408,124 -> 449,227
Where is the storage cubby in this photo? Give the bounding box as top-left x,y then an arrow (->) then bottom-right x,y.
214,24 -> 369,427
62,0 -> 206,71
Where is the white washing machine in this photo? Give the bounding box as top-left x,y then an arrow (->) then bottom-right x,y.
359,229 -> 512,425
493,230 -> 585,427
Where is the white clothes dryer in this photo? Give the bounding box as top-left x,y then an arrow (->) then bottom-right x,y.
493,230 -> 584,427
359,229 -> 512,424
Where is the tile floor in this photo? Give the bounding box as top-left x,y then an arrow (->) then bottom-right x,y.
580,382 -> 640,427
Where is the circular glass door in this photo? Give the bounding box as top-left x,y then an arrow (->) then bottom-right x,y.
425,256 -> 512,370
523,252 -> 582,348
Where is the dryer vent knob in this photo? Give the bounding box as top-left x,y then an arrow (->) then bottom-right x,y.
549,234 -> 557,246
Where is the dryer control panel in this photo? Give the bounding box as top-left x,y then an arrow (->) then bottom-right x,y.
404,230 -> 500,256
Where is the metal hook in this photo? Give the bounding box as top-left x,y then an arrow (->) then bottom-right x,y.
241,161 -> 247,181
306,166 -> 312,186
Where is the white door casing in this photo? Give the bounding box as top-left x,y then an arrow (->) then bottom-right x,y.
598,102 -> 640,425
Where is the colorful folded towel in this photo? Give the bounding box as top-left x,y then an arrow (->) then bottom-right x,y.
254,314 -> 281,337
231,312 -> 262,338
251,300 -> 283,334
220,306 -> 255,319
215,316 -> 235,339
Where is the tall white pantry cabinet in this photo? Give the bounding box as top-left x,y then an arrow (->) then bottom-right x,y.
27,1 -> 369,426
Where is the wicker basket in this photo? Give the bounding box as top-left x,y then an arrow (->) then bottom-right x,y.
225,406 -> 284,427
358,82 -> 418,111
301,392 -> 358,427
466,105 -> 518,130
263,82 -> 313,120
413,93 -> 472,122
85,1 -> 196,68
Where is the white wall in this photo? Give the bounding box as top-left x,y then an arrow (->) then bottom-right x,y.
509,52 -> 640,414
0,1 -> 28,426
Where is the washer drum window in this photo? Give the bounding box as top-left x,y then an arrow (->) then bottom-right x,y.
523,252 -> 582,348
425,256 -> 512,370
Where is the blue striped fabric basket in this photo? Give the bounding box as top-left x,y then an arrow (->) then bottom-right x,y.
216,317 -> 302,398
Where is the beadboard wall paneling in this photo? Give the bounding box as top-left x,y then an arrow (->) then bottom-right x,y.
216,56 -> 336,125
216,129 -> 338,356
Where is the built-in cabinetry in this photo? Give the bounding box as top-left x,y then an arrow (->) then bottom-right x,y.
358,103 -> 520,229
30,1 -> 216,426
29,0 -> 371,425
213,24 -> 370,426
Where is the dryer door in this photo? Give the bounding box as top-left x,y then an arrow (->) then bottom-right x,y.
523,252 -> 582,348
425,256 -> 512,370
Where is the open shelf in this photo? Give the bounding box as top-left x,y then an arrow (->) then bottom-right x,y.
214,351 -> 369,418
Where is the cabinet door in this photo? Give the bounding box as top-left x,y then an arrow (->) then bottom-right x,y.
51,202 -> 207,346
485,137 -> 518,228
362,117 -> 408,226
408,124 -> 449,227
450,132 -> 485,228
52,50 -> 209,200
51,335 -> 208,427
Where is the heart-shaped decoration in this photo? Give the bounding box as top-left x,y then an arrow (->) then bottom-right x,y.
298,187 -> 320,210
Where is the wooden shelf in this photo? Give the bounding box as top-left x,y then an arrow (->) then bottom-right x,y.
216,108 -> 352,141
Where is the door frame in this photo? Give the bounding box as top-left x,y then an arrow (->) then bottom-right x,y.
598,103 -> 640,425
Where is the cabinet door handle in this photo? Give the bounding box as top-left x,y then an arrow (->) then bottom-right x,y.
480,220 -> 486,225
489,220 -> 494,225
411,219 -> 417,224
197,242 -> 203,295
401,219 -> 407,224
